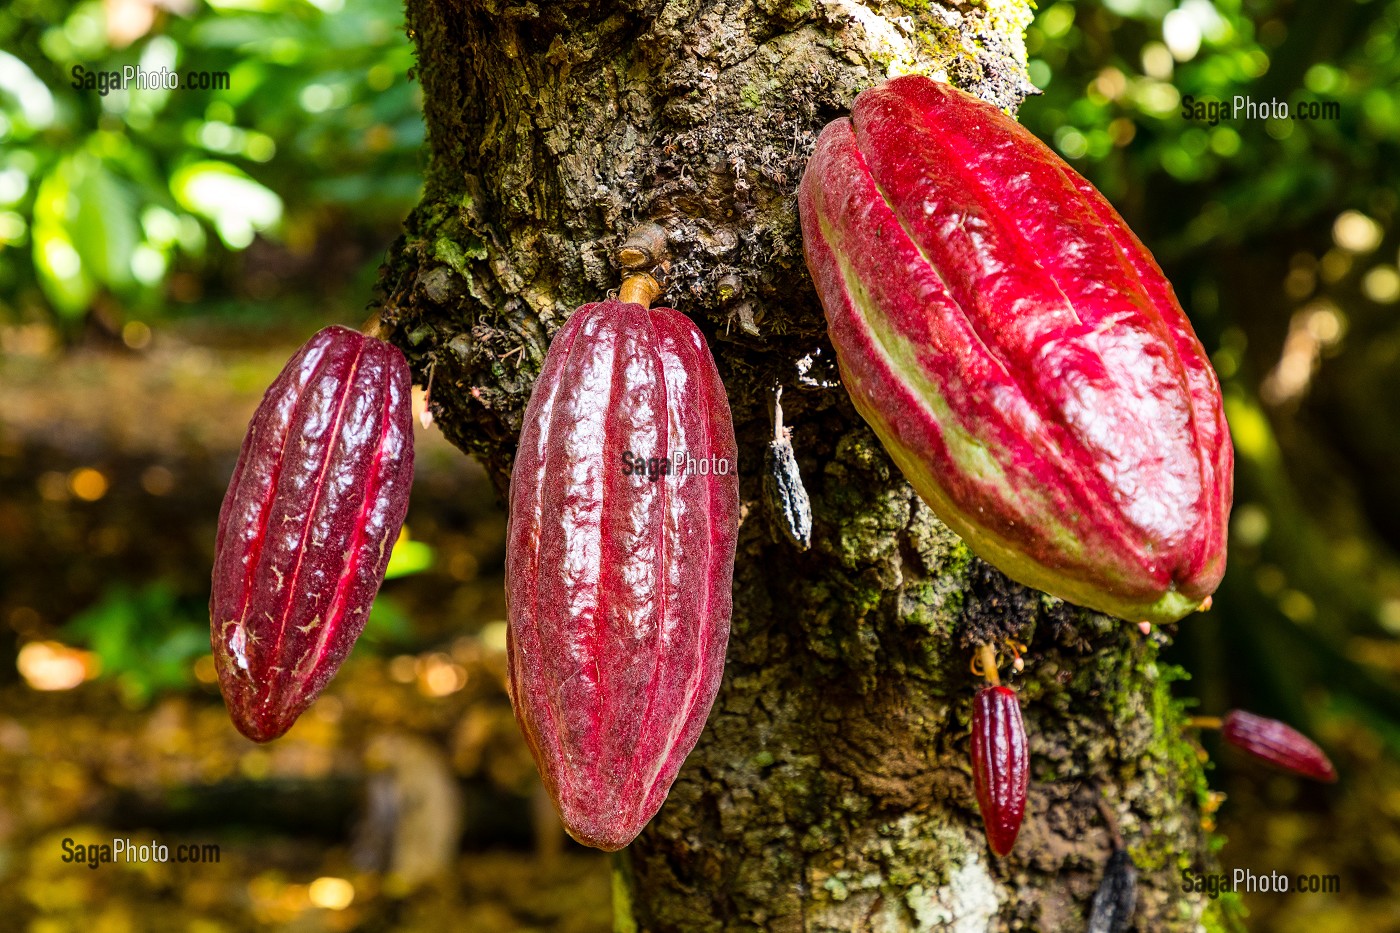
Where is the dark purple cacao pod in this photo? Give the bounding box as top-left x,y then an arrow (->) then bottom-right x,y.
970,685 -> 1029,856
1221,709 -> 1337,782
506,297 -> 740,851
798,75 -> 1233,624
211,325 -> 414,743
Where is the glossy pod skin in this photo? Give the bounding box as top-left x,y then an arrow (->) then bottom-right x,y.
211,326 -> 414,743
970,685 -> 1029,856
798,75 -> 1233,624
505,298 -> 740,851
1221,709 -> 1337,782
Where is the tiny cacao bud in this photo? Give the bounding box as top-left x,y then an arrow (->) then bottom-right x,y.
211,326 -> 414,742
506,294 -> 740,851
970,685 -> 1029,856
798,75 -> 1233,624
1220,709 -> 1337,782
1087,849 -> 1138,933
618,222 -> 669,272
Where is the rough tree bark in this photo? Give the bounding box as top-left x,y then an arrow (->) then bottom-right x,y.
377,1 -> 1236,929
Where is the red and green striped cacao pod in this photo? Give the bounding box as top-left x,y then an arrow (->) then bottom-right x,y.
211,326 -> 414,743
798,75 -> 1233,624
970,685 -> 1029,856
1221,709 -> 1337,782
505,298 -> 740,851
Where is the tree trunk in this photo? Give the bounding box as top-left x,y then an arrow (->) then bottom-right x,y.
378,1 -> 1235,929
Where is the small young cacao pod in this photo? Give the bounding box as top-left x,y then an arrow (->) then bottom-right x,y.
1221,709 -> 1337,782
211,326 -> 414,743
505,288 -> 740,851
798,75 -> 1233,625
970,685 -> 1029,856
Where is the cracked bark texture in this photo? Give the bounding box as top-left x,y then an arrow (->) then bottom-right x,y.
378,0 -> 1233,929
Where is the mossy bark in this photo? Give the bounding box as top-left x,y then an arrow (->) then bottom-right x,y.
380,1 -> 1234,928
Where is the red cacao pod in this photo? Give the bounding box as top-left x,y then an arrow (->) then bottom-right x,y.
505,296 -> 740,851
211,325 -> 414,743
1221,709 -> 1337,782
970,685 -> 1028,856
798,75 -> 1233,624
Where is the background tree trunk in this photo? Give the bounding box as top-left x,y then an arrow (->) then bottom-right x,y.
378,1 -> 1234,929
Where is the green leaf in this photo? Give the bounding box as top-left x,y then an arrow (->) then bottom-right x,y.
384,533 -> 434,580
363,593 -> 414,646
170,160 -> 282,249
31,157 -> 95,317
72,156 -> 139,290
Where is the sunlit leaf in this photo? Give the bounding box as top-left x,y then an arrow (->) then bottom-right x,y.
0,50 -> 56,133
72,156 -> 139,290
31,157 -> 96,317
384,529 -> 434,580
170,160 -> 282,249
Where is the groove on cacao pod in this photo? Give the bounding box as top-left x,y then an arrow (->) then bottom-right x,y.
970,684 -> 1029,856
211,325 -> 414,743
505,296 -> 739,851
798,75 -> 1233,624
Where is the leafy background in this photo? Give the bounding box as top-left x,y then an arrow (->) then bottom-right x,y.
1,0 -> 1398,929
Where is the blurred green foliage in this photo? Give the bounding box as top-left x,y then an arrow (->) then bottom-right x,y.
0,0 -> 422,323
1022,0 -> 1400,241
61,581 -> 208,705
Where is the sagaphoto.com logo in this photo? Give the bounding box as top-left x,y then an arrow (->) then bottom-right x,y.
71,63 -> 230,96
619,450 -> 734,483
1182,93 -> 1340,127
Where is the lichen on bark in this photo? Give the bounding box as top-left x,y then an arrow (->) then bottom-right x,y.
378,0 -> 1235,928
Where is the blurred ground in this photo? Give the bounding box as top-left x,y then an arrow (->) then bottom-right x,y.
0,322 -> 610,932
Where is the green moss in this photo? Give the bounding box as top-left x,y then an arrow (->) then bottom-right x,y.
822,875 -> 850,901
910,23 -> 964,67
982,0 -> 1035,67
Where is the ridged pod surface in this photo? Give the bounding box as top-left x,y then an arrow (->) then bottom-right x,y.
211,326 -> 414,743
970,685 -> 1029,856
506,298 -> 740,851
798,75 -> 1233,624
1221,709 -> 1337,782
